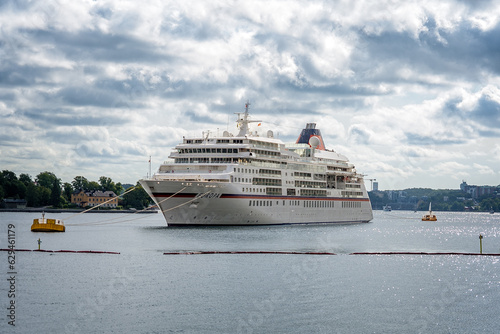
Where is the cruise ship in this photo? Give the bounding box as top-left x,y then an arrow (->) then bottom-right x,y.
140,102 -> 373,226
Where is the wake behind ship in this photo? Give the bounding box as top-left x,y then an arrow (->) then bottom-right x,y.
140,102 -> 373,226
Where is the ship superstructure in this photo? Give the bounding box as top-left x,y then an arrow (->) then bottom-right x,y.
140,102 -> 373,226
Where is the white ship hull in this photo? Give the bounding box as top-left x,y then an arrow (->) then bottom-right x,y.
140,179 -> 373,226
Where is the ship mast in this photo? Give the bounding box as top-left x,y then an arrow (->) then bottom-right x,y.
235,100 -> 261,137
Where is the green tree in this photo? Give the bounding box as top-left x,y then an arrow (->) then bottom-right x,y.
121,183 -> 151,209
25,183 -> 38,207
88,181 -> 100,191
36,171 -> 58,189
63,182 -> 73,202
39,186 -> 51,206
35,171 -> 61,207
0,170 -> 18,193
99,176 -> 113,191
19,173 -> 33,188
99,176 -> 123,194
50,178 -> 62,207
480,198 -> 500,212
115,182 -> 124,195
27,183 -> 51,207
0,170 -> 25,199
72,176 -> 89,191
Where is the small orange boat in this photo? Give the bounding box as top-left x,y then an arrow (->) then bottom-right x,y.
422,203 -> 437,221
31,213 -> 65,232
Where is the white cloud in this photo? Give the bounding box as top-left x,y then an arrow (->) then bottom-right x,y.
1,0 -> 500,189
472,163 -> 495,175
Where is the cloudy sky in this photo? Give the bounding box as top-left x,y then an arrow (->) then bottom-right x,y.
1,0 -> 500,190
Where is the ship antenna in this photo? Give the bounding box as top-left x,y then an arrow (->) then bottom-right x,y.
235,100 -> 261,137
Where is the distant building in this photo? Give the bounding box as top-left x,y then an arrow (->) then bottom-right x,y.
372,182 -> 379,191
460,181 -> 498,199
1,199 -> 27,209
71,190 -> 119,208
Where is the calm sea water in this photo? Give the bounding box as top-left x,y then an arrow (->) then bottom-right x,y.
1,210 -> 499,333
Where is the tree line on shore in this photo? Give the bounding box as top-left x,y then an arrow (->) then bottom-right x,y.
0,170 -> 151,209
369,188 -> 500,212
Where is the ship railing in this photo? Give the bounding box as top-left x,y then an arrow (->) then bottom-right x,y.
158,169 -> 230,175
237,160 -> 282,169
152,173 -> 230,182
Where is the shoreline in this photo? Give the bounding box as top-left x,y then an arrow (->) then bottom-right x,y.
0,208 -> 158,214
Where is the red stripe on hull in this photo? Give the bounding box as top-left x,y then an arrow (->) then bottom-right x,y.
152,192 -> 370,202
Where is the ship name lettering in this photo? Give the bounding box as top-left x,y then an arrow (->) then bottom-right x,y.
198,193 -> 221,199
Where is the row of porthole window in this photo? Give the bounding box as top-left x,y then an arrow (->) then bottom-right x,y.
342,201 -> 362,208
248,200 -> 362,209
304,201 -> 334,208
235,167 -> 257,174
248,200 -> 301,207
243,188 -> 266,193
179,148 -> 239,154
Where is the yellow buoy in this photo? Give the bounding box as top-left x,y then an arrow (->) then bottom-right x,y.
31,212 -> 65,232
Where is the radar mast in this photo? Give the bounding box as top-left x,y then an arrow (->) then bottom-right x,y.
235,100 -> 261,137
